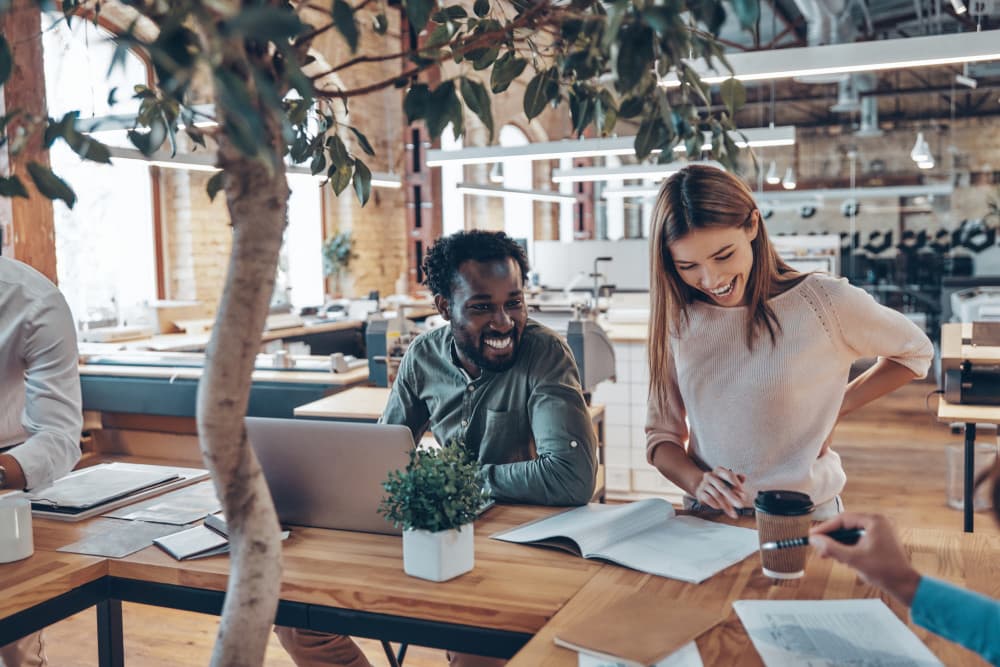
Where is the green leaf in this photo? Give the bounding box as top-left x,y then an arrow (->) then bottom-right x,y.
616,24 -> 654,92
473,0 -> 489,17
353,157 -> 372,206
405,0 -> 437,34
26,162 -> 76,209
206,171 -> 224,202
690,0 -> 727,36
719,77 -> 746,117
634,117 -> 666,160
223,6 -> 305,42
618,96 -> 644,119
730,0 -> 760,32
404,83 -> 431,123
460,78 -> 494,143
523,68 -> 558,121
432,5 -> 467,22
310,151 -> 326,176
332,0 -> 359,53
373,13 -> 388,35
348,126 -> 376,156
473,46 -> 500,71
490,52 -> 526,94
329,163 -> 352,195
327,134 -> 351,169
0,35 -> 11,88
425,81 -> 457,139
0,175 -> 29,199
596,89 -> 618,136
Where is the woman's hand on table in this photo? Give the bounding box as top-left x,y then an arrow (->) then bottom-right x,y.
694,467 -> 750,519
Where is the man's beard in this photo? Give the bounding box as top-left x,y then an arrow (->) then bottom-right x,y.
457,328 -> 521,373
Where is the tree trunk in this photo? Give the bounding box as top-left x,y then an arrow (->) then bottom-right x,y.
198,130 -> 289,666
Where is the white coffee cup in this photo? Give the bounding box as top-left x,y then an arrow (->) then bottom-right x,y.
0,492 -> 34,563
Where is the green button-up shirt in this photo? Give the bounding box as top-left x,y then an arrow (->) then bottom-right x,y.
380,319 -> 597,506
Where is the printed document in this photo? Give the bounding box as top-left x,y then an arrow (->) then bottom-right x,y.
491,498 -> 758,583
733,599 -> 943,666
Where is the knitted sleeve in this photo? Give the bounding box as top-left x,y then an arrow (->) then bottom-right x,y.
645,340 -> 689,464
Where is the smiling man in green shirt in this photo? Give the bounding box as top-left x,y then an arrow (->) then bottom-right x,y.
381,230 -> 598,506
275,231 -> 598,667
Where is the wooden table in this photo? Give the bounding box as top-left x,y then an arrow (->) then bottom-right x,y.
293,387 -> 607,501
8,503 -> 1000,666
507,525 -> 1000,666
937,397 -> 1000,533
22,505 -> 602,665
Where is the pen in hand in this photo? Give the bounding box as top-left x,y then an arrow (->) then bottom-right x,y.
761,527 -> 865,550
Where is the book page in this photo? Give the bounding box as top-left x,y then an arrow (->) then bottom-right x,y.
576,642 -> 703,667
592,515 -> 759,583
492,498 -> 675,556
104,480 -> 221,525
733,599 -> 943,667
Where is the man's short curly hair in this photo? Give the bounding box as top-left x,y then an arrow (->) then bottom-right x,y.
423,230 -> 531,300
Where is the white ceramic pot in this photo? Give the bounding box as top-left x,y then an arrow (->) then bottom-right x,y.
402,523 -> 474,582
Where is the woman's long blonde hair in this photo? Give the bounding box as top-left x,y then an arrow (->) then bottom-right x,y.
648,165 -> 806,405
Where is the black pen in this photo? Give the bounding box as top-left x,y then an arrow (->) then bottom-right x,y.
761,527 -> 865,550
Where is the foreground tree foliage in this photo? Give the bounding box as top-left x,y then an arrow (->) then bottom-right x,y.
0,1 -> 752,664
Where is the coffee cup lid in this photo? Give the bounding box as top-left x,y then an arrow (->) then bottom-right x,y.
754,490 -> 814,516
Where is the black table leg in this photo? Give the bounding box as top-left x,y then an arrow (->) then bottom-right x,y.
964,422 -> 976,533
97,599 -> 124,667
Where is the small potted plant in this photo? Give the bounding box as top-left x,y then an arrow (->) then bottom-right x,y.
378,441 -> 488,582
321,231 -> 355,298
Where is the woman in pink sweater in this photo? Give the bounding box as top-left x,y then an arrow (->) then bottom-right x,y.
645,165 -> 933,520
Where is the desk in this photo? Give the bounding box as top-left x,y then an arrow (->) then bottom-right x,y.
937,398 -> 1000,533
21,505 -> 601,665
294,387 -> 607,501
79,364 -> 369,419
508,526 -> 1000,666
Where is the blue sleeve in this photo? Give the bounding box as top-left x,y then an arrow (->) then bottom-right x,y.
910,576 -> 1000,665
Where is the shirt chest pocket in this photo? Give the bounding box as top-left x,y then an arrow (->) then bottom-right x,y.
478,408 -> 534,465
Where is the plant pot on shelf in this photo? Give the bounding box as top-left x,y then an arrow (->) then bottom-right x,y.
402,524 -> 474,582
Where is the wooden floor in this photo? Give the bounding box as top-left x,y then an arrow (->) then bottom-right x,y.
40,380 -> 1000,666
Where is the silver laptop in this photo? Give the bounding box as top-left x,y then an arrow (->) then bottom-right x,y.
245,417 -> 413,535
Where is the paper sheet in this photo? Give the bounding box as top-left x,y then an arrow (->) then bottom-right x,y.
57,518 -> 186,558
576,641 -> 704,667
733,599 -> 943,667
104,480 -> 221,525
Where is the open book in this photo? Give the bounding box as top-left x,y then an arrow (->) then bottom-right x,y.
555,592 -> 723,666
491,498 -> 758,583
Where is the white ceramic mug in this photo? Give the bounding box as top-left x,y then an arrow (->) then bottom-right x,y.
0,492 -> 34,563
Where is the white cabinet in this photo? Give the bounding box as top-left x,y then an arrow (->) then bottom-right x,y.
593,340 -> 684,503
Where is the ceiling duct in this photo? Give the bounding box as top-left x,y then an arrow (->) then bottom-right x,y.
852,74 -> 882,136
791,0 -> 868,83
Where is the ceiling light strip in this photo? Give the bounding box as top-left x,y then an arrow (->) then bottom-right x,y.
602,183 -> 954,200
455,182 -> 577,204
658,29 -> 1000,87
427,126 -> 795,166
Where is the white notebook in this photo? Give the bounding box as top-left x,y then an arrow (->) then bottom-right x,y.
491,498 -> 759,583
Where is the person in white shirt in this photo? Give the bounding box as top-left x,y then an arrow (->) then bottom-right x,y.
0,256 -> 83,667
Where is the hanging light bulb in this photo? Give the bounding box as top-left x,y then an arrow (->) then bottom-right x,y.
782,166 -> 797,189
910,132 -> 930,163
765,160 -> 780,185
917,156 -> 935,170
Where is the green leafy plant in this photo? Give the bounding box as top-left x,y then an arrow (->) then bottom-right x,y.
379,441 -> 488,533
321,231 -> 355,278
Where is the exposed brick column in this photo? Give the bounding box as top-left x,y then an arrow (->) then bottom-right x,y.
0,0 -> 57,279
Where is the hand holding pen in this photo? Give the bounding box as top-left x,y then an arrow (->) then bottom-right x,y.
809,512 -> 922,606
761,527 -> 865,550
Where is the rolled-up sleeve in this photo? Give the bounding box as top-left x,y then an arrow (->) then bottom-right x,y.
379,350 -> 430,442
480,337 -> 597,506
911,576 -> 1000,665
10,291 -> 82,490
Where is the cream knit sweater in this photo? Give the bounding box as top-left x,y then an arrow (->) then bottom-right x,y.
646,273 -> 933,507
